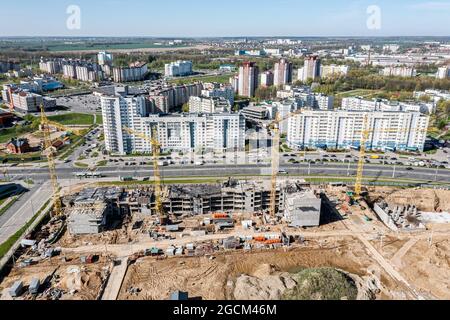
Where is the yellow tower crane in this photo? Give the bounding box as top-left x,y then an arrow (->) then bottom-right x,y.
40,105 -> 84,216
354,116 -> 428,198
267,109 -> 303,217
122,126 -> 168,224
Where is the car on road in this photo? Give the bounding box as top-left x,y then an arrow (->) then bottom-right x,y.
406,167 -> 414,171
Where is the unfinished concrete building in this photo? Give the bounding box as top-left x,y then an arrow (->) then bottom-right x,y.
124,179 -> 321,226
374,201 -> 425,231
284,190 -> 322,227
65,188 -> 125,235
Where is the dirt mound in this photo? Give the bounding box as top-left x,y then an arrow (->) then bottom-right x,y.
282,268 -> 358,300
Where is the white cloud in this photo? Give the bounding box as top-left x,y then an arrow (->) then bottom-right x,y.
410,1 -> 450,10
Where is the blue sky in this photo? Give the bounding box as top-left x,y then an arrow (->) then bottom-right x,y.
1,0 -> 449,37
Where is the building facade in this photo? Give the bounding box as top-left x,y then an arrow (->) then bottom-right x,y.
238,62 -> 259,97
287,109 -> 429,151
101,95 -> 245,154
164,61 -> 193,77
273,58 -> 293,86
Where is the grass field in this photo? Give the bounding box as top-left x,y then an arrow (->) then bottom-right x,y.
168,73 -> 232,85
48,113 -> 95,126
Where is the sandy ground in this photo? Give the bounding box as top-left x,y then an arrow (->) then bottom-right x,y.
0,255 -> 109,300
118,236 -> 405,300
397,236 -> 450,299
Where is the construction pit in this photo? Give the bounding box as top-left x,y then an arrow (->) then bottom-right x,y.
0,180 -> 449,300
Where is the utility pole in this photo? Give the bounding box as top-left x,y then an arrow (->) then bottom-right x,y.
392,164 -> 396,179
347,162 -> 351,176
434,167 -> 439,182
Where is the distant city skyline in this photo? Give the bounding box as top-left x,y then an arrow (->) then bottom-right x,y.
1,0 -> 450,37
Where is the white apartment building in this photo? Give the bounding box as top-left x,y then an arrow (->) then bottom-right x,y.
436,66 -> 450,79
342,97 -> 434,114
113,63 -> 148,82
414,89 -> 450,103
189,96 -> 231,113
260,71 -> 274,87
382,66 -> 417,78
287,109 -> 429,152
201,84 -> 235,105
101,95 -> 245,154
164,61 -> 193,77
98,51 -> 113,65
320,65 -> 349,78
11,91 -> 43,113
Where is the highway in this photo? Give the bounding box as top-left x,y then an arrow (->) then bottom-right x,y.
4,163 -> 450,183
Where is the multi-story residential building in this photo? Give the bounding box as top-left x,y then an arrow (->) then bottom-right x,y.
414,89 -> 450,103
98,51 -> 113,66
273,58 -> 293,86
260,71 -> 274,87
101,93 -> 245,154
11,91 -> 43,113
39,59 -> 63,74
320,65 -> 349,78
436,66 -> 450,79
382,66 -> 417,78
148,83 -> 203,113
342,97 -> 434,114
113,62 -> 148,82
314,93 -> 334,110
201,83 -> 235,105
189,96 -> 231,113
164,61 -> 193,77
63,63 -> 77,79
298,55 -> 321,82
0,61 -> 20,73
229,75 -> 239,93
287,109 -> 429,152
238,61 -> 259,97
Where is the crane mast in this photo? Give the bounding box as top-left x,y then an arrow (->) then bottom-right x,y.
122,126 -> 167,223
40,105 -> 62,216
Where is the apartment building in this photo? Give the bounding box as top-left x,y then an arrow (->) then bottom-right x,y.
113,62 -> 148,82
201,83 -> 235,105
382,66 -> 417,78
238,62 -> 259,97
101,95 -> 245,154
260,71 -> 274,87
273,58 -> 293,86
298,55 -> 321,82
189,96 -> 231,113
11,91 -> 43,113
320,65 -> 349,78
287,109 -> 429,151
436,66 -> 450,79
164,61 -> 193,77
342,97 -> 434,114
148,83 -> 203,113
39,59 -> 63,74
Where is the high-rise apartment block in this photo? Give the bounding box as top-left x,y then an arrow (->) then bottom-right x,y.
238,62 -> 259,97
274,58 -> 293,86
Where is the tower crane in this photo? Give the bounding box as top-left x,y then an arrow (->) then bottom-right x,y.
122,126 -> 168,224
40,105 -> 84,216
354,115 -> 427,198
267,109 -> 303,217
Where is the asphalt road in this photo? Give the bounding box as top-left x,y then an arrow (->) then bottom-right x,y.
0,181 -> 52,243
5,163 -> 450,183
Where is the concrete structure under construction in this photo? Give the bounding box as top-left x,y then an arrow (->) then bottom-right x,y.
65,188 -> 124,235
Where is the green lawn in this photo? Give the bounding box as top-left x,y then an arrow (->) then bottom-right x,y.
169,74 -> 232,85
0,195 -> 19,217
0,125 -> 35,143
95,114 -> 103,125
48,113 -> 95,126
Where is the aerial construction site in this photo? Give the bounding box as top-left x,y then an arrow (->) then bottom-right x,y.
0,175 -> 449,301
